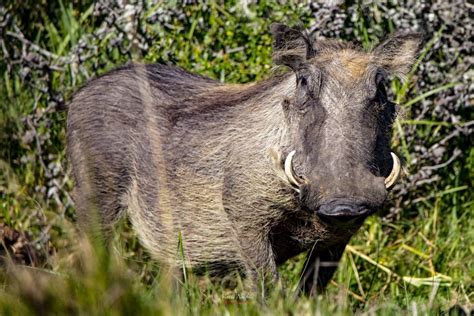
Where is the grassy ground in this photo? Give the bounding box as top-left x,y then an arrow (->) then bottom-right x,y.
0,1 -> 472,314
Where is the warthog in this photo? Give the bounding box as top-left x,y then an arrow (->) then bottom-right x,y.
67,23 -> 420,293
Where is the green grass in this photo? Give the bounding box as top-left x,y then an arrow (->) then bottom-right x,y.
0,1 -> 472,315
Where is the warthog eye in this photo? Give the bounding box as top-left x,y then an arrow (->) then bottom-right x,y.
295,67 -> 320,102
372,71 -> 388,104
296,68 -> 311,88
375,71 -> 385,85
298,75 -> 308,87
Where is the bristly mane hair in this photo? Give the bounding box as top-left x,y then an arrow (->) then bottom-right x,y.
146,64 -> 291,125
159,32 -> 363,125
312,39 -> 360,54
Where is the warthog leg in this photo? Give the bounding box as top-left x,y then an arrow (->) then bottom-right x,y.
297,243 -> 347,296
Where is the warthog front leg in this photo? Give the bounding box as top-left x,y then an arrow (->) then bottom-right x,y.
233,231 -> 279,298
297,243 -> 347,296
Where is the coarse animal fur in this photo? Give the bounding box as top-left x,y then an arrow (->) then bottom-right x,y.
67,23 -> 421,294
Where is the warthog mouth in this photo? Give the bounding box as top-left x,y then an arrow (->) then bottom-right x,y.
315,200 -> 376,224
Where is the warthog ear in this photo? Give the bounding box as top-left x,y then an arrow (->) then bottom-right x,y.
270,23 -> 315,71
374,32 -> 423,77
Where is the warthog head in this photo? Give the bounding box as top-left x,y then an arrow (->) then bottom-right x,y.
271,24 -> 421,224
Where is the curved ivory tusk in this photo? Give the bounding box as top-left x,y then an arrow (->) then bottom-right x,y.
385,152 -> 401,189
284,150 -> 304,191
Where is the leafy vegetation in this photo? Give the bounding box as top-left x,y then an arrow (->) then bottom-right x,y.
0,1 -> 472,314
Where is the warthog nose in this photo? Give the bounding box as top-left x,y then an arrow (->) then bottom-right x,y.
316,202 -> 372,224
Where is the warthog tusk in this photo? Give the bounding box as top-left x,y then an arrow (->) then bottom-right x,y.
385,152 -> 401,189
284,150 -> 304,191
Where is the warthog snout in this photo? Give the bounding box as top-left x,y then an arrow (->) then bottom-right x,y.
283,150 -> 401,219
298,179 -> 386,222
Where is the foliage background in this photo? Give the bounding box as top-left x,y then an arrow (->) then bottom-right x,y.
0,0 -> 472,314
